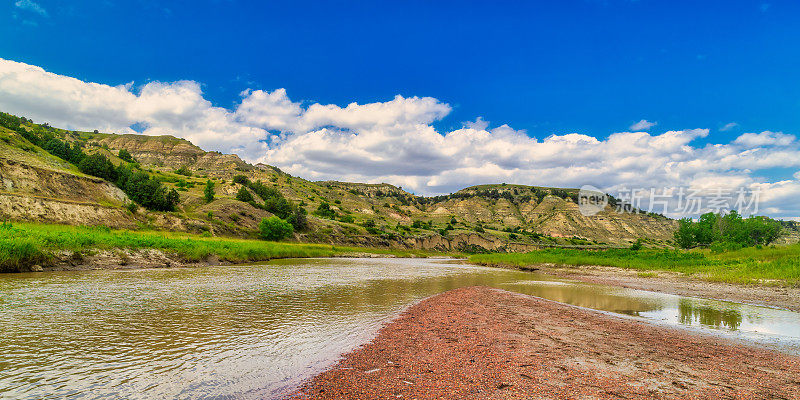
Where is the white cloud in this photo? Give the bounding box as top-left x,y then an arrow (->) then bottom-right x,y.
1,57 -> 800,219
629,119 -> 657,131
14,0 -> 47,16
734,131 -> 796,147
720,122 -> 739,131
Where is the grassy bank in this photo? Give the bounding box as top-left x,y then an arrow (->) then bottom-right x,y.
0,222 -> 434,272
470,245 -> 800,286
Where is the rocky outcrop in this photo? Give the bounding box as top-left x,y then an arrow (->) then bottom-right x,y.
90,134 -> 253,173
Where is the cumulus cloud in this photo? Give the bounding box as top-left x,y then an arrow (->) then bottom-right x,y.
1,58 -> 800,219
733,131 -> 796,147
629,119 -> 657,131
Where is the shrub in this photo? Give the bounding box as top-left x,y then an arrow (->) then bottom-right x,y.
314,202 -> 337,219
259,216 -> 294,241
233,175 -> 250,185
175,166 -> 192,176
236,187 -> 254,203
118,149 -> 136,163
204,180 -> 215,203
79,153 -> 117,182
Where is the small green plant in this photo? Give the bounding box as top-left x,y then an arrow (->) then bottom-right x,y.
126,203 -> 138,214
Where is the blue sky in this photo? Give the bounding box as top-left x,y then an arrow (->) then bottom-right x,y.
1,0 -> 800,217
4,1 -> 799,142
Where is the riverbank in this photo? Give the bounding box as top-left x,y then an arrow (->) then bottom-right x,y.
0,222 -> 436,272
470,246 -> 800,287
291,287 -> 800,399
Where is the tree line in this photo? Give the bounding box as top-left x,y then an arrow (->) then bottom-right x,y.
674,211 -> 782,249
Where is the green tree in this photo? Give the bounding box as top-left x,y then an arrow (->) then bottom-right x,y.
259,216 -> 294,241
118,149 -> 136,163
232,175 -> 250,185
204,180 -> 215,203
314,202 -> 336,219
78,153 -> 117,182
236,186 -> 254,203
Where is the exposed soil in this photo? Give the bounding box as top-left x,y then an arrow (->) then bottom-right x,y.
536,264 -> 800,312
290,287 -> 800,400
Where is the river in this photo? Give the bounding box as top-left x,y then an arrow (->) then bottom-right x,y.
1,257 -> 798,399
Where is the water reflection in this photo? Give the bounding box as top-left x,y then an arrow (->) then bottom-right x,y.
678,299 -> 743,330
502,280 -> 665,316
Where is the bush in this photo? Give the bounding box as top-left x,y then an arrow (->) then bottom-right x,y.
118,149 -> 136,163
259,216 -> 294,241
116,166 -> 180,211
204,180 -> 215,203
79,153 -> 117,182
629,238 -> 643,251
233,175 -> 250,185
175,166 -> 192,176
314,202 -> 337,219
236,187 -> 254,203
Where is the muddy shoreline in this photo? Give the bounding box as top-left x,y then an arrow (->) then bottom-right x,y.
290,287 -> 800,399
14,248 -> 406,273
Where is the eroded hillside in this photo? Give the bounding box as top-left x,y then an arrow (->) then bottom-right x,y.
0,111 -> 680,250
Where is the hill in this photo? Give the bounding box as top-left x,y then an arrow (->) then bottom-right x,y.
0,111 -> 679,251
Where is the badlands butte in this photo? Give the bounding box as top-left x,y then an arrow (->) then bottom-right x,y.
0,111 -> 676,252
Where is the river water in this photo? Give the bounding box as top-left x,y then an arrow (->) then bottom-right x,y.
1,257 -> 798,399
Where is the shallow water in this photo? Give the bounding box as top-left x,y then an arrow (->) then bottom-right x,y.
0,258 -> 798,399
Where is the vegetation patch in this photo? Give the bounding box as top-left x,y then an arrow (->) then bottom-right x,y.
0,222 -> 439,273
470,245 -> 800,286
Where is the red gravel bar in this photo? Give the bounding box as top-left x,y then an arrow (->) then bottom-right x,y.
289,286 -> 800,399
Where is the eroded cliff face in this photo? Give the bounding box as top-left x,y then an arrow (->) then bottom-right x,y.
90,134 -> 253,173
0,136 -> 137,227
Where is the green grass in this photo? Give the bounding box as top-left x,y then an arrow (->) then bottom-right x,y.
469,245 -> 800,286
0,222 -> 437,272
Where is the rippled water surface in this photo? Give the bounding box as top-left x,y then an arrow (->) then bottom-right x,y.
1,258 -> 798,399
